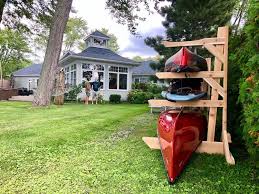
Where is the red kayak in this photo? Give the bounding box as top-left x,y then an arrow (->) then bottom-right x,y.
165,47 -> 208,72
157,110 -> 207,183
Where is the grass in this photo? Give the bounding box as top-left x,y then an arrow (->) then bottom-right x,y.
0,101 -> 257,193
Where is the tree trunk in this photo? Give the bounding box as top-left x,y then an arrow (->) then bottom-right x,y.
33,0 -> 73,106
54,68 -> 65,105
0,61 -> 3,88
0,0 -> 7,23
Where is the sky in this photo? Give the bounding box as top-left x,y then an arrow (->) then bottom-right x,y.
72,0 -> 166,59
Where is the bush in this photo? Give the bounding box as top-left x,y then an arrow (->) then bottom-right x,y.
109,94 -> 121,103
129,82 -> 165,104
132,82 -> 149,91
132,82 -> 165,94
227,0 -> 259,162
64,84 -> 83,101
128,90 -> 154,104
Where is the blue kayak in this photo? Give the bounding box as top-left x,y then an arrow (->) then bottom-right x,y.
161,91 -> 206,101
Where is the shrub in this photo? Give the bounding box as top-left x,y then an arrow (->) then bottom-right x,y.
132,82 -> 149,91
128,90 -> 154,104
109,94 -> 121,103
132,82 -> 165,94
227,0 -> 259,162
64,84 -> 83,101
129,82 -> 165,104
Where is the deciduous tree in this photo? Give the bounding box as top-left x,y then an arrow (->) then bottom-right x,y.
33,0 -> 73,106
99,28 -> 119,52
0,29 -> 30,87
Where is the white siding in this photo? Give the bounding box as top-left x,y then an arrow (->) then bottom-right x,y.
13,76 -> 39,90
63,60 -> 135,101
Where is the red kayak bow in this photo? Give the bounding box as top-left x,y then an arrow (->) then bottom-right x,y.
157,110 -> 207,183
165,47 -> 208,72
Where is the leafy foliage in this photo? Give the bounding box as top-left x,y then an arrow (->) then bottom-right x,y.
106,0 -> 160,34
129,83 -> 164,103
1,0 -> 56,32
99,28 -> 119,52
64,17 -> 88,52
237,0 -> 259,161
0,29 -> 30,78
128,90 -> 155,104
109,94 -> 121,103
65,84 -> 83,101
35,16 -> 88,54
145,0 -> 237,71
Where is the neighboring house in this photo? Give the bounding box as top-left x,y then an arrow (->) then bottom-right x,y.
132,60 -> 167,86
12,64 -> 41,90
12,31 -> 140,100
132,60 -> 156,83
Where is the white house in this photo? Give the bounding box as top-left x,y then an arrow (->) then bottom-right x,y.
12,31 -> 140,101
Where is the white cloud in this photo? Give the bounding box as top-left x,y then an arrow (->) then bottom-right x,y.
73,0 -> 165,58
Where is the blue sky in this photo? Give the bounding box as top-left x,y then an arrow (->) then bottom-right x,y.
73,0 -> 166,58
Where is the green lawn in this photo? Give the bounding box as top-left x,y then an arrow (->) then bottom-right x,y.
0,102 -> 257,193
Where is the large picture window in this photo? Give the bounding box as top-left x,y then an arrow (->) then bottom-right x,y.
82,63 -> 104,89
108,66 -> 128,90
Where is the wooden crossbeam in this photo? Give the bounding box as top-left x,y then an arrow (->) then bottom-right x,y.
204,44 -> 225,64
162,38 -> 225,47
156,71 -> 224,79
203,78 -> 225,98
148,99 -> 224,108
142,137 -> 226,155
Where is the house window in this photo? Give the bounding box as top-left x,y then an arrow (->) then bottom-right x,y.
65,66 -> 70,85
82,63 -> 104,89
119,74 -> 127,89
134,77 -> 149,83
70,71 -> 76,86
70,64 -> 77,86
108,65 -> 128,90
109,73 -> 117,89
93,38 -> 106,47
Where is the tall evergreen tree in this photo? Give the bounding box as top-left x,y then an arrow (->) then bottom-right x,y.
145,0 -> 237,71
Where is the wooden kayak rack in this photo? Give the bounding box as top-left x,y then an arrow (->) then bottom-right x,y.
143,26 -> 235,165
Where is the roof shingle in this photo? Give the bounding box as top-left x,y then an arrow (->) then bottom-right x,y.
89,30 -> 110,39
75,47 -> 138,64
12,64 -> 42,77
132,60 -> 156,75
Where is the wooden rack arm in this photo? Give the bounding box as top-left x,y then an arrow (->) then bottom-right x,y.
162,37 -> 225,47
148,99 -> 224,108
203,78 -> 225,98
156,71 -> 224,79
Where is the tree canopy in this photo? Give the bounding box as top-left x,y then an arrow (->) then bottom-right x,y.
64,17 -> 88,52
145,0 -> 237,71
0,0 -> 56,32
99,28 -> 119,52
34,16 -> 88,57
0,29 -> 30,80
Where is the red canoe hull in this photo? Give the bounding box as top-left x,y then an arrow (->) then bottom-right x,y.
165,47 -> 208,72
157,111 -> 207,183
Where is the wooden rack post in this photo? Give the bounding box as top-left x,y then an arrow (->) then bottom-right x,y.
143,26 -> 235,165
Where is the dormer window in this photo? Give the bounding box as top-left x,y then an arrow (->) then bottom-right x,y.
93,38 -> 106,47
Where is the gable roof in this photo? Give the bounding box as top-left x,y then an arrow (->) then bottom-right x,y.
132,60 -> 156,75
60,46 -> 139,66
12,64 -> 42,77
89,30 -> 110,39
